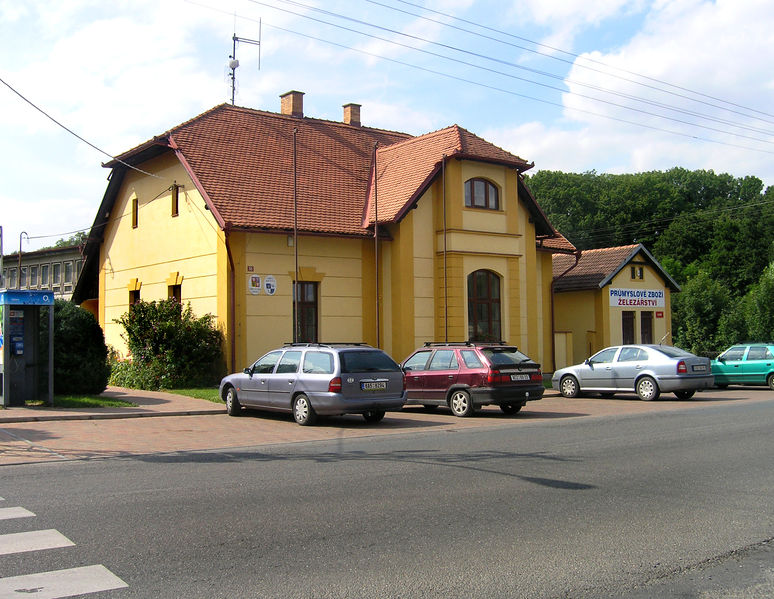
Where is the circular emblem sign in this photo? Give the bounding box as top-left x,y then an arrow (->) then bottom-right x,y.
264,275 -> 277,296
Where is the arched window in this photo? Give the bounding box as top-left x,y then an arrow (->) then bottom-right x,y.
464,178 -> 499,210
468,270 -> 501,342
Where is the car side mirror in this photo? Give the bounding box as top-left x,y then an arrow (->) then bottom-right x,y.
717,357 -> 725,362
244,367 -> 252,376
584,358 -> 591,365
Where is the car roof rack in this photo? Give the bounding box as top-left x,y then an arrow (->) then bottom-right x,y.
422,340 -> 512,347
282,342 -> 373,348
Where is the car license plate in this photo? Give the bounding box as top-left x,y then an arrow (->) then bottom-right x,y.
692,365 -> 707,371
361,381 -> 387,391
511,374 -> 530,381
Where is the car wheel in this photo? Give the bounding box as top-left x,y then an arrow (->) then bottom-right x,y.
449,390 -> 474,417
768,374 -> 774,391
559,375 -> 580,398
500,403 -> 522,415
225,386 -> 241,416
636,376 -> 660,401
674,390 -> 695,400
293,394 -> 317,426
363,410 -> 385,424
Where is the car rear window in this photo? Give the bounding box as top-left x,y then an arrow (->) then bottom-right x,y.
340,350 -> 399,373
653,345 -> 693,358
480,348 -> 533,366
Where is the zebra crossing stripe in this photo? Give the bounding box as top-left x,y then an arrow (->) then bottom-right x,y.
0,564 -> 128,598
0,529 -> 75,555
0,506 -> 35,520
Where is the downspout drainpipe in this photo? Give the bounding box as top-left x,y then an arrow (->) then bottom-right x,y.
550,247 -> 582,374
373,142 -> 380,348
442,155 -> 448,343
224,229 -> 236,373
293,128 -> 299,343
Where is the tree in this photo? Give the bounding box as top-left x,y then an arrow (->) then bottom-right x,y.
39,300 -> 110,394
672,271 -> 731,356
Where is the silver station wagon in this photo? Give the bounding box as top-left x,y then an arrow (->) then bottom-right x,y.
552,344 -> 714,401
219,343 -> 406,425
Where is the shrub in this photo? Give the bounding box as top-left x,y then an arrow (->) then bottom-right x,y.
39,300 -> 110,395
110,299 -> 224,390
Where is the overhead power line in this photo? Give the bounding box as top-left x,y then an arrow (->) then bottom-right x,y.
248,0 -> 774,147
0,74 -> 164,180
375,0 -> 774,123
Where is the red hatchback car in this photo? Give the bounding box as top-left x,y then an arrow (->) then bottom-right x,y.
401,342 -> 544,417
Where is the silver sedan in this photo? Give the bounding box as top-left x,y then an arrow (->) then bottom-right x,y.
551,344 -> 714,401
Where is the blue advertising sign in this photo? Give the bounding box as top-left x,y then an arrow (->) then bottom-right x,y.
0,290 -> 55,306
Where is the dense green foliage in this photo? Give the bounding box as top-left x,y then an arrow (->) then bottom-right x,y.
39,299 -> 110,395
526,168 -> 774,354
110,299 -> 224,390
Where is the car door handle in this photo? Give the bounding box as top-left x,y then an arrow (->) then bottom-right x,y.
448,375 -> 454,379
287,379 -> 295,385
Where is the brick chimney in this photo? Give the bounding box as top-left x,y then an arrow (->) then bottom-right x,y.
280,90 -> 304,117
342,103 -> 361,127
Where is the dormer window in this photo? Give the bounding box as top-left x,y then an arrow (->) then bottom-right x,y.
464,178 -> 499,210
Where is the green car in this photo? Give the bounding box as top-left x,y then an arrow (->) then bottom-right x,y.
711,344 -> 774,390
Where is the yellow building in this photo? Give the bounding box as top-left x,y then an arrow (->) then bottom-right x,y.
552,244 -> 680,368
74,91 -> 575,372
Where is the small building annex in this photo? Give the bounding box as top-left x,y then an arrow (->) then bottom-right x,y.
74,91 -> 576,372
552,243 -> 680,368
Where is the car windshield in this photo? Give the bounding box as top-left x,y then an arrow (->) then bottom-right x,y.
652,345 -> 693,358
480,347 -> 532,366
340,350 -> 399,373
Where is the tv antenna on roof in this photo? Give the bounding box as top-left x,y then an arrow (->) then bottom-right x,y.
229,19 -> 261,105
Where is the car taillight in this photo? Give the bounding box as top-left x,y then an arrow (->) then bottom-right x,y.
487,369 -> 510,384
677,360 -> 687,374
328,377 -> 342,393
532,371 -> 543,382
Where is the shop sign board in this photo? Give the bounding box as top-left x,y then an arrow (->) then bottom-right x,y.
609,288 -> 665,308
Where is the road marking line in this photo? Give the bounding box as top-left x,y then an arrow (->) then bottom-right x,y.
0,529 -> 75,556
0,506 -> 35,520
0,564 -> 128,598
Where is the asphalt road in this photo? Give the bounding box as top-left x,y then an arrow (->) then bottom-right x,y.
2,393 -> 774,598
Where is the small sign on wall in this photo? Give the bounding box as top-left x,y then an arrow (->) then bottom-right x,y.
264,275 -> 277,296
248,275 -> 261,295
656,311 -> 664,319
247,274 -> 278,296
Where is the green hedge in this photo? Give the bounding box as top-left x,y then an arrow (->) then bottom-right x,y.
110,299 -> 224,390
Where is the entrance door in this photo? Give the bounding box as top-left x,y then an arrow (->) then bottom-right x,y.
622,311 -> 635,344
641,311 -> 653,344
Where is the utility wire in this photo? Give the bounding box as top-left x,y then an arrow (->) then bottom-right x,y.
378,0 -> 774,122
0,74 -> 164,180
251,0 -> 774,145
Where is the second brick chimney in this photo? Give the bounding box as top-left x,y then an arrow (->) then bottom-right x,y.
280,90 -> 304,117
342,103 -> 361,127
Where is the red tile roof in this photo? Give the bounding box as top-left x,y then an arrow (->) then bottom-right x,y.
105,104 -> 575,257
364,125 -> 532,224
552,244 -> 641,291
163,104 -> 411,237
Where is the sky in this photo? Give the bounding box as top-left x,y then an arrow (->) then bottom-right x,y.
1,0 -> 773,253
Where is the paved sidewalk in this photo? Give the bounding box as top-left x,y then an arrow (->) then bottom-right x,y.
0,386 -> 225,423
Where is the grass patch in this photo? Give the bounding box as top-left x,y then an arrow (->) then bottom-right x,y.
26,396 -> 137,409
164,387 -> 221,403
